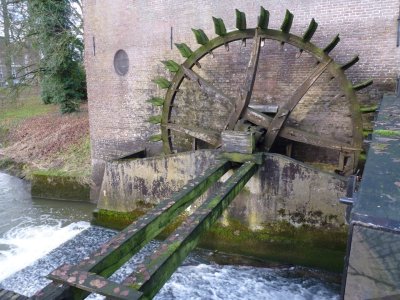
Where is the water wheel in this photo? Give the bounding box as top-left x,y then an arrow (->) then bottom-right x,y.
148,7 -> 372,175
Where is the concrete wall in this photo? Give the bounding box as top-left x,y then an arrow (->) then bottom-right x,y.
84,0 -> 400,200
99,150 -> 347,230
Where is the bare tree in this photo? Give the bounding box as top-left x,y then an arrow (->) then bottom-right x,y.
1,0 -> 13,87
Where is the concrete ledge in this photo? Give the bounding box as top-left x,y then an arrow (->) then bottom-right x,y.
31,174 -> 90,202
98,150 -> 347,229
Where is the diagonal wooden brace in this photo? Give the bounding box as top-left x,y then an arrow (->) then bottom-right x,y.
264,58 -> 332,150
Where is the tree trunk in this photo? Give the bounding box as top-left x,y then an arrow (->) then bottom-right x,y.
1,0 -> 14,87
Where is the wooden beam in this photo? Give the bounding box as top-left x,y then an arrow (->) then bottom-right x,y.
121,162 -> 258,299
182,66 -> 232,105
219,152 -> 265,165
225,29 -> 262,130
34,160 -> 231,300
263,58 -> 332,150
248,104 -> 278,113
244,108 -> 360,152
165,123 -> 221,146
48,266 -> 142,300
221,130 -> 255,154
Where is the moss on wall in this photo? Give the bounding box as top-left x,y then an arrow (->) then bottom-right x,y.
31,173 -> 90,201
92,209 -> 348,273
199,218 -> 348,273
92,209 -> 146,230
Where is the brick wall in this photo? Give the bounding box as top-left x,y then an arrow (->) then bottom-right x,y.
83,0 -> 400,199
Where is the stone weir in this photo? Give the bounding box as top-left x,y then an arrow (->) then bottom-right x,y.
94,149 -> 348,272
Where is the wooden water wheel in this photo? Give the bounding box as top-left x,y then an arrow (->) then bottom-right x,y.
148,7 -> 372,175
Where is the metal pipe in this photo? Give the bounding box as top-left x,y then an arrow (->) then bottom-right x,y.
92,36 -> 96,56
170,27 -> 173,50
397,16 -> 400,47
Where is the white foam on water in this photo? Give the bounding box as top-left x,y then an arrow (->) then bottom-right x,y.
155,264 -> 340,300
88,261 -> 339,300
0,220 -> 90,281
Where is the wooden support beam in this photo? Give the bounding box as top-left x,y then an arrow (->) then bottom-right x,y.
226,30 -> 262,130
34,160 -> 231,300
122,162 -> 258,299
244,108 -> 360,152
286,143 -> 293,157
219,152 -> 265,165
48,266 -> 142,300
165,123 -> 221,146
263,58 -> 332,150
182,66 -> 232,105
248,104 -> 278,113
221,130 -> 255,154
0,288 -> 27,300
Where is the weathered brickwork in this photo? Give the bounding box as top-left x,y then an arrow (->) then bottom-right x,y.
83,0 -> 400,199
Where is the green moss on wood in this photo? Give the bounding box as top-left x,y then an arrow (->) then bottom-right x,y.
323,34 -> 340,54
153,77 -> 171,89
191,29 -> 209,45
147,97 -> 164,107
374,129 -> 400,137
148,115 -> 162,124
212,17 -> 227,36
360,105 -> 378,113
174,43 -> 193,58
353,79 -> 373,91
92,209 -> 146,230
303,18 -> 318,42
258,6 -> 269,30
363,129 -> 373,137
280,10 -> 294,33
161,60 -> 180,73
149,134 -> 162,142
341,55 -> 359,71
235,9 -> 246,30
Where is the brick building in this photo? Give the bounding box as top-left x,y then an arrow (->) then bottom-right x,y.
0,36 -> 36,87
83,0 -> 400,200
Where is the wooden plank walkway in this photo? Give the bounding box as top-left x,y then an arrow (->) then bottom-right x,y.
0,288 -> 28,300
31,156 -> 260,299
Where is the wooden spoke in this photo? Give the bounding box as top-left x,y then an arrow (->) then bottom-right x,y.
165,123 -> 221,146
263,58 -> 333,150
244,108 -> 359,152
182,66 -> 233,105
225,29 -> 262,130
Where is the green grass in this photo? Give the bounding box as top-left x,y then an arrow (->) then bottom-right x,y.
29,135 -> 92,183
0,95 -> 54,123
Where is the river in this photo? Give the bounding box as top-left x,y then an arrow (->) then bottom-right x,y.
0,172 -> 340,299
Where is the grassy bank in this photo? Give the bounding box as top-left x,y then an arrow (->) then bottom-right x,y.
0,88 -> 91,183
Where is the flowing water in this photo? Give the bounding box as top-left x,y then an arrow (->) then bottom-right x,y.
0,172 -> 340,299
